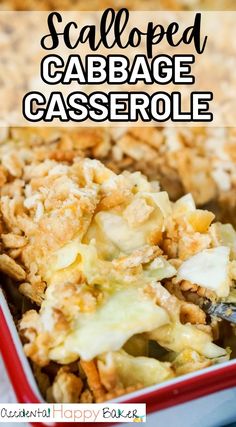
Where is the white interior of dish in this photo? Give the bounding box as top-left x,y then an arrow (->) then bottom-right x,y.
1,288 -> 236,405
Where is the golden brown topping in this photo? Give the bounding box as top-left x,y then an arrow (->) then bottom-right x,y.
80,360 -> 106,402
180,301 -> 206,325
47,367 -> 83,403
80,389 -> 93,403
2,233 -> 27,248
19,282 -> 46,305
0,253 -> 26,280
112,245 -> 162,270
2,152 -> 24,178
174,150 -> 217,205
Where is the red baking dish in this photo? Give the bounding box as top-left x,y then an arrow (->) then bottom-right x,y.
1,287 -> 236,426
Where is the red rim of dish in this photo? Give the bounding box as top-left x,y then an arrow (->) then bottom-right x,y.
1,305 -> 236,427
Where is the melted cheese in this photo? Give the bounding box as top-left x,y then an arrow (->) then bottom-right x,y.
48,286 -> 170,362
149,323 -> 227,358
98,350 -> 174,388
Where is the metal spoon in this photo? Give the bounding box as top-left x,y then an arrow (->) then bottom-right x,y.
202,300 -> 236,323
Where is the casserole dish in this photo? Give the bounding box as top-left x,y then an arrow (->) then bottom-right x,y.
2,287 -> 236,427
0,144 -> 235,426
